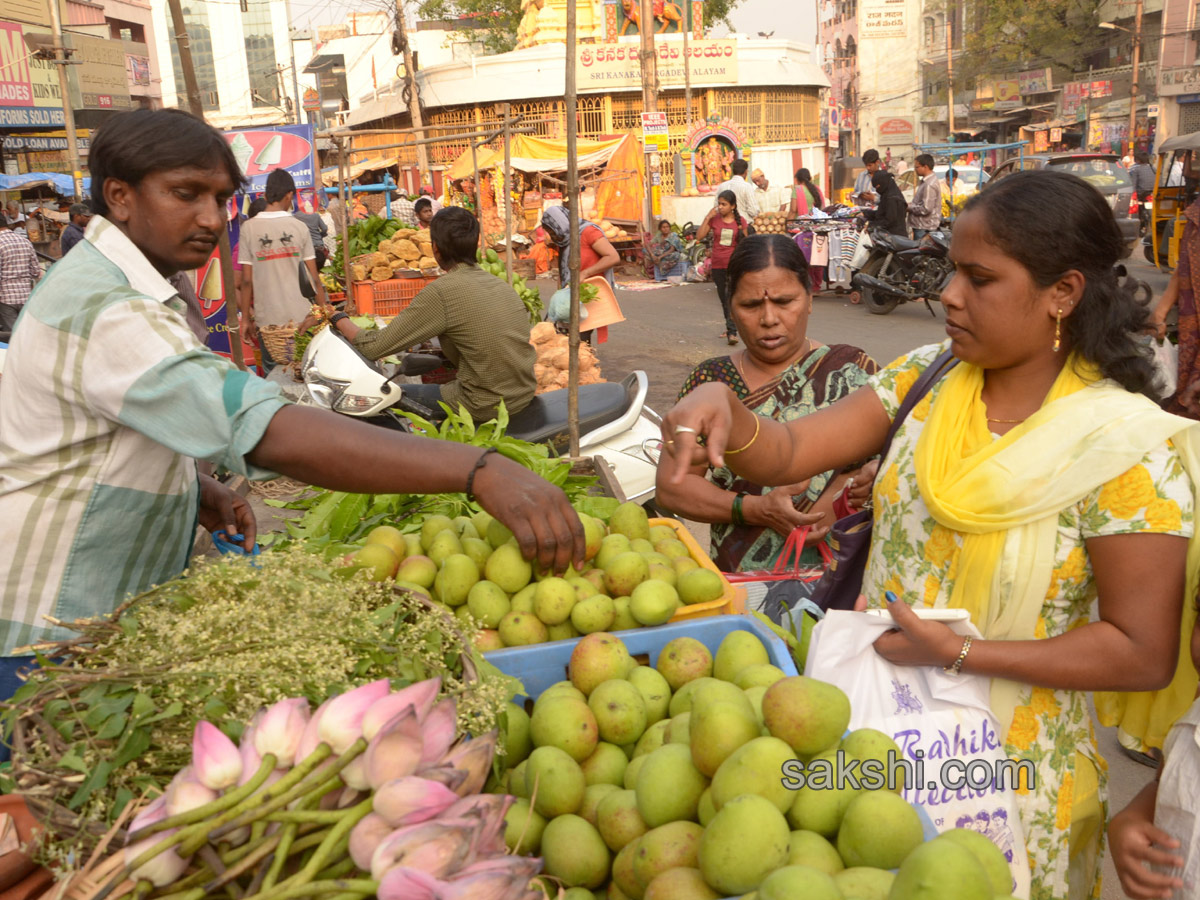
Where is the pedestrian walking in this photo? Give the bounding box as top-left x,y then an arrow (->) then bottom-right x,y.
0,212 -> 40,336
696,190 -> 750,345
907,153 -> 941,238
58,202 -> 93,257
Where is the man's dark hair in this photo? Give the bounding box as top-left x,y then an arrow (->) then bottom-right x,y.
69,202 -> 91,219
87,108 -> 245,217
862,148 -> 880,165
246,197 -> 268,219
429,206 -> 479,267
414,197 -> 433,215
265,168 -> 296,204
1134,152 -> 1149,165
915,153 -> 935,169
731,158 -> 749,176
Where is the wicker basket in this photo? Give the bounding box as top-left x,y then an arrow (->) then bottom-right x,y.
258,324 -> 298,368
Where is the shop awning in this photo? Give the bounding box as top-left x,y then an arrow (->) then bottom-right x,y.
0,172 -> 88,194
319,156 -> 400,187
446,133 -> 644,222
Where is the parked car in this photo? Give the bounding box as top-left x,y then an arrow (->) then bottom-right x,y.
988,153 -> 1138,248
897,165 -> 990,204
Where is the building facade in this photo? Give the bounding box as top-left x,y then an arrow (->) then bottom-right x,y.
1,0 -> 162,176
1158,0 -> 1200,140
148,0 -> 316,129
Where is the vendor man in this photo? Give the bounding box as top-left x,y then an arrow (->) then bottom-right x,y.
0,108 -> 584,699
332,206 -> 536,424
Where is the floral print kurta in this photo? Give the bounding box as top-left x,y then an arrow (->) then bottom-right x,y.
864,343 -> 1195,900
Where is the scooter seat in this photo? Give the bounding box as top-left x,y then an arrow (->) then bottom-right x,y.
879,234 -> 923,251
507,378 -> 632,451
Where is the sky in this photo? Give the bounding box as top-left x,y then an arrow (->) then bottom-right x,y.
288,0 -> 819,46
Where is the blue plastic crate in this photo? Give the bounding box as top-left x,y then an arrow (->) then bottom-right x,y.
484,614 -> 797,702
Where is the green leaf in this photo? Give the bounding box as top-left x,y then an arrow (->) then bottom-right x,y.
329,493 -> 369,543
113,727 -> 152,768
96,713 -> 128,741
58,750 -> 90,774
131,692 -> 156,719
68,760 -> 113,810
143,700 -> 183,724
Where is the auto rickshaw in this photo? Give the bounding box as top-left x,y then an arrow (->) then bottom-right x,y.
1147,133 -> 1199,270
830,156 -> 866,206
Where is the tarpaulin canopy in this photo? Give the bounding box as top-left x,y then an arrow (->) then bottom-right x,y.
319,156 -> 400,187
447,133 -> 644,223
0,172 -> 89,194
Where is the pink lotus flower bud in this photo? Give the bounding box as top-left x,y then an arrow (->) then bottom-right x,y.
417,698 -> 458,766
373,776 -> 461,828
434,732 -> 497,798
375,866 -> 443,900
411,763 -> 468,794
319,679 -> 391,755
435,857 -> 543,900
440,793 -> 512,859
348,812 -> 394,871
364,709 -> 424,791
361,678 -> 442,742
237,729 -> 263,787
295,697 -> 333,762
369,822 -> 473,881
192,721 -> 242,791
255,698 -> 310,767
124,799 -> 192,887
164,767 -> 219,818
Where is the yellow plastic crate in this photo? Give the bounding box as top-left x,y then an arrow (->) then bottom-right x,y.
648,517 -> 747,622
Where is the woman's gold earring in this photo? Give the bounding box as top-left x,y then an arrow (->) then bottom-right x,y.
1053,308 -> 1063,353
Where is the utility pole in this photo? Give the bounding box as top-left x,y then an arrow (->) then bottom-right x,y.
945,4 -> 955,138
394,0 -> 431,178
167,0 -> 244,369
638,0 -> 658,233
1128,0 -> 1144,154
683,5 -> 692,121
566,0 -> 581,457
46,0 -> 82,199
502,102 -> 513,285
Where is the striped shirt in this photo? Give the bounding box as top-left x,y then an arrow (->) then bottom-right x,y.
0,228 -> 40,307
0,217 -> 287,655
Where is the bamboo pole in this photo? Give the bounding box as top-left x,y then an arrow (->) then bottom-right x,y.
566,0 -> 581,457
503,102 -> 514,285
337,138 -> 354,313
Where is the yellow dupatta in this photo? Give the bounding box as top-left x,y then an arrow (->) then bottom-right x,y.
912,357 -> 1200,746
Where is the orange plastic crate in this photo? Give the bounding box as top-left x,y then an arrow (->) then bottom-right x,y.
352,276 -> 437,316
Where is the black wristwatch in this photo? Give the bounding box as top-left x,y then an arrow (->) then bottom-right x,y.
330,311 -> 349,326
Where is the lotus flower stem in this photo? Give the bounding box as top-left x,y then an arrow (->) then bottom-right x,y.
295,799 -> 373,883
265,811 -> 348,825
203,831 -> 288,894
245,879 -> 376,900
150,888 -> 207,900
129,756 -> 279,843
249,820 -> 268,846
311,858 -> 357,883
260,823 -> 299,892
203,742 -> 350,845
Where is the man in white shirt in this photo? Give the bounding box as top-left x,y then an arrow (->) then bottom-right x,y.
715,158 -> 760,222
906,153 -> 942,237
751,169 -> 789,214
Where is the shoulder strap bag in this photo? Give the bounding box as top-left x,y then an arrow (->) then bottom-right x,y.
808,348 -> 958,612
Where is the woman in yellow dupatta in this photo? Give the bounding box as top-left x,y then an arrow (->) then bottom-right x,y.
660,169 -> 1200,900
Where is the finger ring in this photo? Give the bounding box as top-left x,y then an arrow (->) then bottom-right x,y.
847,478 -> 855,489
674,425 -> 698,435
665,439 -> 675,447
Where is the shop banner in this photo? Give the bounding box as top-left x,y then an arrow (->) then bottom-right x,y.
993,80 -> 1020,109
641,111 -> 669,153
878,115 -> 914,144
64,32 -> 133,110
0,21 -> 66,127
223,124 -> 317,192
1018,68 -> 1052,95
860,0 -> 908,38
576,40 -> 736,90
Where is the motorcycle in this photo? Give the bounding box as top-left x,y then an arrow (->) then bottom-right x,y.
851,228 -> 955,316
299,325 -> 664,504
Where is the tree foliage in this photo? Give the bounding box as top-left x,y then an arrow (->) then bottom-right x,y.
945,0 -> 1106,83
414,0 -> 744,58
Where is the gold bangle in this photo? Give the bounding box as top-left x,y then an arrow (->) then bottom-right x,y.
725,415 -> 761,456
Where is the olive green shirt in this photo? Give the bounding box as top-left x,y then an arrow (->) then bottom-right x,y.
352,263 -> 537,421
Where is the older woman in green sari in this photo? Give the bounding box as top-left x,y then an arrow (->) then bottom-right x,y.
654,234 -> 878,572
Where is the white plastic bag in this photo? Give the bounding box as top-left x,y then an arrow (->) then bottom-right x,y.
806,610 -> 1031,898
1152,337 -> 1179,397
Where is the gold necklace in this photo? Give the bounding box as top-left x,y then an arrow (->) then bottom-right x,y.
736,339 -> 813,385
986,415 -> 1027,423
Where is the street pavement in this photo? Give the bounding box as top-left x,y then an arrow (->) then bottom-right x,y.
586,251 -> 1172,900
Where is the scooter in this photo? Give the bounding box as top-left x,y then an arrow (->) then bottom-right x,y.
299,325 -> 664,504
851,228 -> 955,316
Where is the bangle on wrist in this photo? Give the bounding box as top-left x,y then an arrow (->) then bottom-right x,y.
725,415 -> 761,456
943,635 -> 973,676
330,311 -> 349,325
731,493 -> 747,526
466,447 -> 499,503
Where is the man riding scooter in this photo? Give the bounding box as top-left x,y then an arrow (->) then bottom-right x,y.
331,206 -> 536,423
